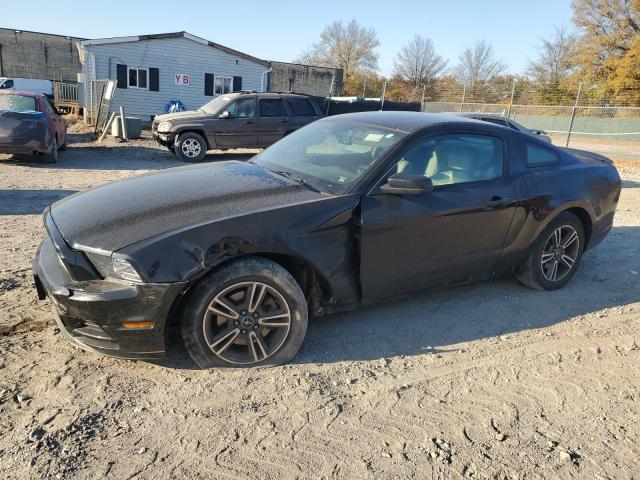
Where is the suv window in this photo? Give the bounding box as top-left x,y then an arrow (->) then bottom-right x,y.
392,134 -> 504,186
525,142 -> 560,166
226,97 -> 255,118
0,79 -> 14,89
287,98 -> 315,116
259,99 -> 286,117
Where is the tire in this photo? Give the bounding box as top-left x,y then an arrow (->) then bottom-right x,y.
515,212 -> 585,291
175,132 -> 207,162
181,256 -> 308,369
42,137 -> 58,163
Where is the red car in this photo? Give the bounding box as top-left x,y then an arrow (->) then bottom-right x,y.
0,90 -> 67,163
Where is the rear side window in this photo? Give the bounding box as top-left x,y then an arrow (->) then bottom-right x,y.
0,94 -> 36,110
526,143 -> 560,166
287,98 -> 315,116
259,99 -> 286,117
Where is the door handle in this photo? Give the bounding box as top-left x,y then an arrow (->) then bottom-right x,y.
484,196 -> 514,210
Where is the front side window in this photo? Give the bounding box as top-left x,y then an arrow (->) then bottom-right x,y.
253,118 -> 406,194
392,134 -> 504,186
259,99 -> 286,117
526,142 -> 560,166
128,68 -> 148,89
226,97 -> 255,118
215,76 -> 232,95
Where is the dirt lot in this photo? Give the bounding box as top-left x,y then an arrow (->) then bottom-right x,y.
1,132 -> 639,479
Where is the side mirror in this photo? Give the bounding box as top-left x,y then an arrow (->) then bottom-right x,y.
380,173 -> 433,196
218,111 -> 230,119
531,129 -> 547,136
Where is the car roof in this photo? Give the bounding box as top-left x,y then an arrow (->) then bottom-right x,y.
451,112 -> 510,120
0,90 -> 42,98
324,111 -> 482,132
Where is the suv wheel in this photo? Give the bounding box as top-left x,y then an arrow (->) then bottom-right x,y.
175,132 -> 207,162
515,212 -> 584,291
181,257 -> 308,368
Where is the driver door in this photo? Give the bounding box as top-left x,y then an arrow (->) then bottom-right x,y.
213,96 -> 258,147
359,131 -> 517,301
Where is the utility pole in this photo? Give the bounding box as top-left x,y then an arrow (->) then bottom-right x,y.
421,84 -> 426,112
507,79 -> 516,118
565,82 -> 582,147
459,85 -> 466,112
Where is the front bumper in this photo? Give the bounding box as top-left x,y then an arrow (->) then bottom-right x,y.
152,132 -> 175,148
33,235 -> 186,359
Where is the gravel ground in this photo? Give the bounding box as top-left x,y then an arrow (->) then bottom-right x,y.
1,132 -> 639,479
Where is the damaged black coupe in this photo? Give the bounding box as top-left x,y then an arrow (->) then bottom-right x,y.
33,112 -> 621,368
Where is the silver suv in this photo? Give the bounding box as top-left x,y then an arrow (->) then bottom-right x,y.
152,92 -> 324,161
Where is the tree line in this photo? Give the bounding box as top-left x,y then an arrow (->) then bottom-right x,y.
295,0 -> 640,106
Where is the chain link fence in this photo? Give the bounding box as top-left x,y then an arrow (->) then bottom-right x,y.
419,81 -> 640,162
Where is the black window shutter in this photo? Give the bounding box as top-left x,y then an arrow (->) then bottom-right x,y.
233,76 -> 242,92
116,64 -> 127,88
149,68 -> 159,91
204,73 -> 214,96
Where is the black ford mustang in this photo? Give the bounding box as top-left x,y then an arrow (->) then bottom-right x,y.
33,112 -> 621,368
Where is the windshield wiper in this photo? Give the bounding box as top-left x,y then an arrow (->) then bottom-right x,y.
267,168 -> 320,193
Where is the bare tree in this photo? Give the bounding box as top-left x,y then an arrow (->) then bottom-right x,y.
393,35 -> 447,86
453,40 -> 508,87
527,27 -> 578,84
295,19 -> 380,78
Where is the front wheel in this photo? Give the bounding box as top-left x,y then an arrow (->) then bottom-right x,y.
515,212 -> 585,290
175,132 -> 207,162
181,257 -> 308,368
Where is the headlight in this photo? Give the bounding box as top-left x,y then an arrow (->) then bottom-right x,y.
157,121 -> 172,133
85,251 -> 143,283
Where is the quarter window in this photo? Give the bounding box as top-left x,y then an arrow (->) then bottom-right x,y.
392,134 -> 504,186
287,98 -> 315,116
525,143 -> 560,166
128,68 -> 148,89
215,76 -> 232,95
259,99 -> 286,117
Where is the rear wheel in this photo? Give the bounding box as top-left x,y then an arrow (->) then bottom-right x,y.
515,212 -> 584,290
42,137 -> 58,163
175,132 -> 207,162
181,257 -> 308,368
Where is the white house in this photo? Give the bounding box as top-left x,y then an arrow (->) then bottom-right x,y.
78,31 -> 271,122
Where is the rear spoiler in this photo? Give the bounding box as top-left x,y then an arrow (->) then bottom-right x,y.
561,147 -> 613,165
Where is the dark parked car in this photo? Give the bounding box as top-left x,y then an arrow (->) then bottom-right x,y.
152,91 -> 324,161
0,90 -> 67,162
452,112 -> 552,143
34,112 -> 620,368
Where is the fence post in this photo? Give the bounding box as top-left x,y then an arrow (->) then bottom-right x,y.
565,82 -> 582,147
507,79 -> 516,118
380,81 -> 387,110
459,85 -> 466,112
420,84 -> 426,112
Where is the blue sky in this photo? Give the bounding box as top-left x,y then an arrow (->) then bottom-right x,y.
3,0 -> 575,76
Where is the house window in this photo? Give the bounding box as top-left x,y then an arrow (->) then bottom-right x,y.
215,76 -> 232,95
128,68 -> 148,89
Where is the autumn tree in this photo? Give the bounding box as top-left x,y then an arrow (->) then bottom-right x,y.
295,19 -> 380,95
392,35 -> 447,101
453,40 -> 508,96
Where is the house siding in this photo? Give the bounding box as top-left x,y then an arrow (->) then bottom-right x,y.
84,37 -> 268,120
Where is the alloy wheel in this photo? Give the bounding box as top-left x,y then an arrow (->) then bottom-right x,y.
181,138 -> 202,158
202,281 -> 292,365
541,225 -> 580,282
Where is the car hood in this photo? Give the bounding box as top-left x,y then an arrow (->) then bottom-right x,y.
154,110 -> 208,123
49,161 -> 324,252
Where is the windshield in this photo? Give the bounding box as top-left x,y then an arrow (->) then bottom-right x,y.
199,95 -> 236,114
253,118 -> 406,194
0,95 -> 36,111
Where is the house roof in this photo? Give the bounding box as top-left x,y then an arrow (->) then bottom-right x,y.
80,31 -> 270,67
